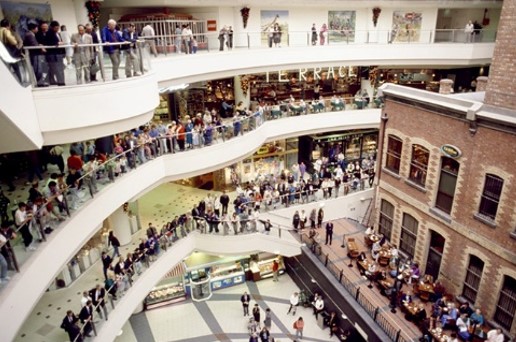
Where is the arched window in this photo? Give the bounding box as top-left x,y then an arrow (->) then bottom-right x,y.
378,199 -> 394,240
386,135 -> 403,174
462,255 -> 484,304
409,144 -> 429,186
494,275 -> 516,331
478,174 -> 504,220
435,157 -> 460,214
400,213 -> 418,259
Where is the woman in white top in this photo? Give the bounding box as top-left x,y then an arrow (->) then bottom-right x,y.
464,20 -> 474,42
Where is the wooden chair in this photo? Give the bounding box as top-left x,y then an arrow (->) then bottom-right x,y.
347,238 -> 359,259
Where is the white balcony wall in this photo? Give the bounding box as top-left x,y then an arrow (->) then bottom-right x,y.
0,110 -> 379,342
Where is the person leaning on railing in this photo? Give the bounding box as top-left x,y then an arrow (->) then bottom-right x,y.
101,19 -> 125,80
70,25 -> 93,84
121,23 -> 142,78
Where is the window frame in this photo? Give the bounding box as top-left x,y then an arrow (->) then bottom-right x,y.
494,275 -> 516,331
435,157 -> 460,214
385,135 -> 403,174
478,174 -> 504,221
461,255 -> 484,304
399,213 -> 418,259
378,199 -> 394,240
408,144 -> 429,187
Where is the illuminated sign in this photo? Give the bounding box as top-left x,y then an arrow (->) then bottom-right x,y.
265,66 -> 357,82
440,144 -> 462,159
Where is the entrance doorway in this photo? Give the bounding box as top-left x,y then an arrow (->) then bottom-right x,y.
426,230 -> 445,280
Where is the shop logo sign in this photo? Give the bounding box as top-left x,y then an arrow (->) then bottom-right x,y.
440,144 -> 462,159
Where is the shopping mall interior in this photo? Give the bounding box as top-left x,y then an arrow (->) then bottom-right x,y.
0,0 -> 515,342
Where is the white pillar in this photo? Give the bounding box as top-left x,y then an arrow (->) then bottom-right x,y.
234,75 -> 251,110
72,0 -> 90,27
108,206 -> 132,246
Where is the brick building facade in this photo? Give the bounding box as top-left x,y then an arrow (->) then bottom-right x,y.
375,84 -> 516,337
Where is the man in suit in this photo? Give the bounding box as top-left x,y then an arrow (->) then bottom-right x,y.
89,284 -> 107,320
44,21 -> 66,86
122,23 -> 141,78
71,25 -> 93,84
241,291 -> 251,316
84,23 -> 99,81
325,221 -> 334,245
61,310 -> 82,341
79,300 -> 94,337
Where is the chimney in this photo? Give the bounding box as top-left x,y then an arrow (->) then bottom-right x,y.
439,79 -> 454,95
476,76 -> 488,92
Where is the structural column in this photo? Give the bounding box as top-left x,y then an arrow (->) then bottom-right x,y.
107,206 -> 133,246
234,75 -> 251,110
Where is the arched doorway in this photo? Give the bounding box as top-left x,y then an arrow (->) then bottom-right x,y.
426,230 -> 445,280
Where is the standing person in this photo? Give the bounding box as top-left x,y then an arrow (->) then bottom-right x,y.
320,23 -> 328,45
272,259 -> 279,282
263,308 -> 272,330
313,295 -> 324,320
141,23 -> 158,57
79,300 -> 94,337
259,326 -> 270,342
325,221 -> 334,245
122,23 -> 142,78
0,233 -> 9,285
15,202 -> 35,251
227,26 -> 234,50
101,19 -> 124,80
317,206 -> 324,228
327,311 -> 340,337
108,231 -> 121,259
174,24 -> 182,53
0,19 -> 22,81
220,190 -> 230,215
252,304 -> 261,328
35,21 -> 50,85
241,291 -> 251,316
23,22 -> 47,87
181,24 -> 192,54
89,284 -> 107,319
311,23 -> 317,45
292,210 -> 300,231
293,317 -> 304,340
267,25 -> 274,48
299,210 -> 307,230
465,20 -> 474,43
61,310 -> 82,342
309,208 -> 317,229
59,25 -> 73,67
218,26 -> 226,51
45,21 -> 66,86
273,23 -> 281,47
101,251 -> 112,279
287,291 -> 299,315
71,24 -> 93,84
84,23 -> 99,82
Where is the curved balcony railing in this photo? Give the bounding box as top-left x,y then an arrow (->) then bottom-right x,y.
134,28 -> 497,56
21,41 -> 152,88
1,99 -> 381,289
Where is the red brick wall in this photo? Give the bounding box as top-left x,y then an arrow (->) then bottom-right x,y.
485,0 -> 516,110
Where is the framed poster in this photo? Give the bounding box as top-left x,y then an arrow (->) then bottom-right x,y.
0,1 -> 52,37
391,11 -> 423,43
261,10 -> 289,47
328,11 -> 356,43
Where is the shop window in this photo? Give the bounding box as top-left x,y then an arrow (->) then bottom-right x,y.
478,174 -> 504,221
494,275 -> 516,331
378,199 -> 394,240
386,135 -> 403,174
399,213 -> 418,259
435,157 -> 460,214
409,144 -> 429,186
462,255 -> 484,304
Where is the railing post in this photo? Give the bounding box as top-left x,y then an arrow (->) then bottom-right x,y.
374,307 -> 379,320
324,253 -> 328,266
97,43 -> 106,82
137,42 -> 144,75
395,329 -> 401,342
247,33 -> 250,49
366,31 -> 369,44
355,286 -> 360,300
339,269 -> 343,282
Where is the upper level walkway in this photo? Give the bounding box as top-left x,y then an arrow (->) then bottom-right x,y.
1,38 -> 494,153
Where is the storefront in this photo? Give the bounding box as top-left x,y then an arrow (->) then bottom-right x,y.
145,264 -> 187,310
298,129 -> 378,171
249,253 -> 286,282
221,138 -> 299,186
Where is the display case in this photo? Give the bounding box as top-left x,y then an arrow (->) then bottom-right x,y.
145,277 -> 186,309
210,262 -> 245,290
250,254 -> 285,281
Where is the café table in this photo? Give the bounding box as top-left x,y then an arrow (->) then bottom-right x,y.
354,99 -> 365,109
430,328 -> 452,342
416,282 -> 435,301
364,233 -> 381,247
357,259 -> 379,278
377,248 -> 392,266
378,278 -> 394,296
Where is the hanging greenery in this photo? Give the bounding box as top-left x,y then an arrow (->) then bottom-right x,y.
85,1 -> 101,29
372,7 -> 381,27
240,7 -> 250,29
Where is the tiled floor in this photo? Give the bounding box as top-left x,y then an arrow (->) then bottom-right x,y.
123,276 -> 340,342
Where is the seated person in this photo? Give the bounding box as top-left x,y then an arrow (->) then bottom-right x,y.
299,99 -> 307,114
371,241 -> 381,261
440,303 -> 458,328
486,328 -> 504,342
365,226 -> 374,235
431,280 -> 446,302
401,291 -> 413,304
357,251 -> 367,262
422,274 -> 433,284
456,314 -> 471,341
459,302 -> 474,317
325,311 -> 340,337
470,308 -> 484,326
408,263 -> 421,284
365,263 -> 377,280
414,304 -> 428,326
